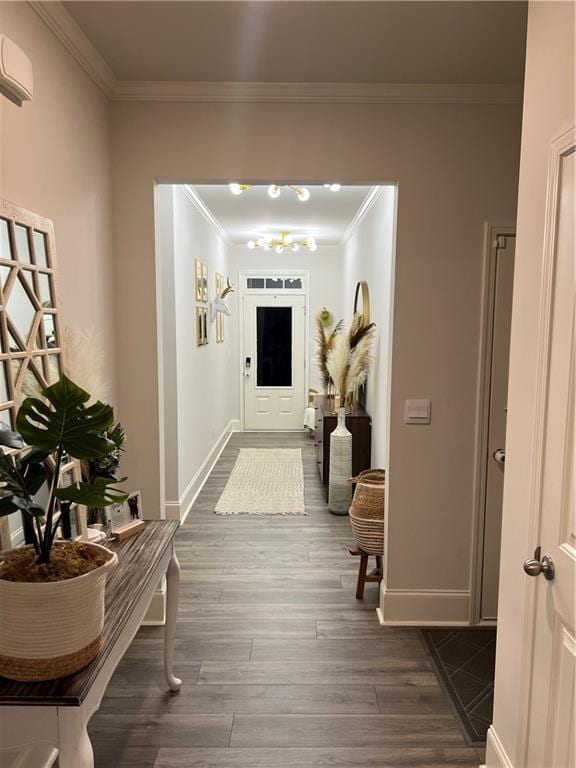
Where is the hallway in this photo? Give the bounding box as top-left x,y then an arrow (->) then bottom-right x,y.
89,433 -> 482,767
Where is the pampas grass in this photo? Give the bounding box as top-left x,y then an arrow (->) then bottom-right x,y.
62,327 -> 111,404
326,313 -> 376,405
315,312 -> 343,393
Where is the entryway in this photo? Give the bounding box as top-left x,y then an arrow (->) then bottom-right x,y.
242,278 -> 307,431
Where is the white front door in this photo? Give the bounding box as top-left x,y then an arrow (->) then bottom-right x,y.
481,234 -> 515,620
522,135 -> 575,766
243,293 -> 306,430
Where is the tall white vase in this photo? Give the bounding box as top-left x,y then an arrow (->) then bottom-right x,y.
328,406 -> 353,515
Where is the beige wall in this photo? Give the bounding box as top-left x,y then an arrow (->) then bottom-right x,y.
0,3 -> 117,403
111,100 -> 521,613
487,3 -> 575,766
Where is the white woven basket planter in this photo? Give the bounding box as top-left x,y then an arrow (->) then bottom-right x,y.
328,407 -> 353,515
0,541 -> 117,682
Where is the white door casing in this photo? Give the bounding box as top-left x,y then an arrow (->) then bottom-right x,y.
481,234 -> 516,621
243,293 -> 306,430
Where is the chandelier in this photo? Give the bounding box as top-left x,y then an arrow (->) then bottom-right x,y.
247,232 -> 318,253
229,183 -> 341,202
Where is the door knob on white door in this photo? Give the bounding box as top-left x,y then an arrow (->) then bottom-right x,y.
523,547 -> 555,581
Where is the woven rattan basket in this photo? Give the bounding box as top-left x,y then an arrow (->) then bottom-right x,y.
349,469 -> 385,555
0,541 -> 117,682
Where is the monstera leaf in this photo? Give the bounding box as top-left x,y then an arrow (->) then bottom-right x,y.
16,375 -> 114,459
55,476 -> 129,508
0,451 -> 47,517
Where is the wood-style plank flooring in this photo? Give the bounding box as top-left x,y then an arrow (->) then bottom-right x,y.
89,432 -> 483,767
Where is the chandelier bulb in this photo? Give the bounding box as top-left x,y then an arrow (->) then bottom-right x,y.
297,187 -> 310,202
247,240 -> 256,249
291,243 -> 300,252
268,185 -> 281,199
275,244 -> 284,254
229,183 -> 243,196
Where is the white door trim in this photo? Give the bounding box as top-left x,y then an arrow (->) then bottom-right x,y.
238,269 -> 310,431
470,223 -> 516,626
513,125 -> 575,765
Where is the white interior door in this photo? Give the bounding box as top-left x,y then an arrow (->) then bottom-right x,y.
243,293 -> 306,430
523,139 -> 575,766
481,235 -> 515,620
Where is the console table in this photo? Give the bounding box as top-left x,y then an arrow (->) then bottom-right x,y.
0,520 -> 181,768
314,395 -> 372,497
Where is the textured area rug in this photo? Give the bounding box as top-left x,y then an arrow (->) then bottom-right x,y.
420,627 -> 496,745
215,448 -> 306,515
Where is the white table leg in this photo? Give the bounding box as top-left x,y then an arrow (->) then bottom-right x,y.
57,707 -> 93,768
164,545 -> 182,692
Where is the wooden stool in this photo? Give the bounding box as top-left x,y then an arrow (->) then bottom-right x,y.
348,547 -> 383,599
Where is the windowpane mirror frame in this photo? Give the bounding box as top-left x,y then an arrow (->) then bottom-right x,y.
0,198 -> 80,550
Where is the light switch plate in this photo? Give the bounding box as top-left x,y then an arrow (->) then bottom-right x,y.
404,399 -> 431,425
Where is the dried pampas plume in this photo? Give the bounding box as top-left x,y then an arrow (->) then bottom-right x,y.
315,312 -> 343,393
62,327 -> 111,403
326,313 -> 376,405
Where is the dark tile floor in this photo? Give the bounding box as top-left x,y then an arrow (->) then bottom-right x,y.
89,432 -> 483,767
421,627 -> 496,745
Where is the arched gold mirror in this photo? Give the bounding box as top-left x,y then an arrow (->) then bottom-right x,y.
353,280 -> 370,326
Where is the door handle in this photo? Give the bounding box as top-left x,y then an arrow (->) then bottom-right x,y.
493,449 -> 505,465
523,547 -> 555,581
244,356 -> 251,377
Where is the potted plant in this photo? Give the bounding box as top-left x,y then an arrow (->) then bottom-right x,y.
0,375 -> 128,681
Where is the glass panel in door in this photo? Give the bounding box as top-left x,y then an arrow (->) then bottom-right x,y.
256,307 -> 292,387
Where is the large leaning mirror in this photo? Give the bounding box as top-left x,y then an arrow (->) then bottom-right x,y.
353,280 -> 371,327
0,198 -> 83,550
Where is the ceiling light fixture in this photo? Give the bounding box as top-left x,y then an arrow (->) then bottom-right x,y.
324,183 -> 342,192
247,232 -> 317,253
229,183 -> 314,202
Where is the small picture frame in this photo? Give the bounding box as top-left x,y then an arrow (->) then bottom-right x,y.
126,491 -> 143,521
202,262 -> 208,303
195,259 -> 203,302
196,306 -> 208,346
215,273 -> 224,343
108,502 -> 130,532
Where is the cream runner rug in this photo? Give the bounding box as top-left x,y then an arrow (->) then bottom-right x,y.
215,448 -> 306,516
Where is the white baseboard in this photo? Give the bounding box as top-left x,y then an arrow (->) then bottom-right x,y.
485,726 -> 514,768
164,419 -> 236,524
378,582 -> 471,625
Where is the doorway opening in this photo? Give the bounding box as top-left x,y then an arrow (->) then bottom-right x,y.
240,271 -> 308,430
154,182 -> 397,522
473,224 -> 516,623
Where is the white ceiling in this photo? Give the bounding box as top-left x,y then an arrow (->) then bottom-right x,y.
62,1 -> 527,85
190,184 -> 373,245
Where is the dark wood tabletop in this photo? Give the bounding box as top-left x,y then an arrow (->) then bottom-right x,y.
0,520 -> 179,707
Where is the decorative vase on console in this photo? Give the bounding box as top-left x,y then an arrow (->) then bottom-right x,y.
326,312 -> 376,516
328,405 -> 353,515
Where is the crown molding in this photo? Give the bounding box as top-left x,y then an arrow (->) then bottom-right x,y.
341,186 -> 386,245
180,185 -> 233,247
30,3 -> 522,106
29,1 -> 116,98
113,81 -> 522,105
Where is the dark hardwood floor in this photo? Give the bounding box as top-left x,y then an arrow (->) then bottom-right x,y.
89,432 -> 483,767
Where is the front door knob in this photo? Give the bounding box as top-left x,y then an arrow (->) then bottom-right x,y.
523,547 -> 555,581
